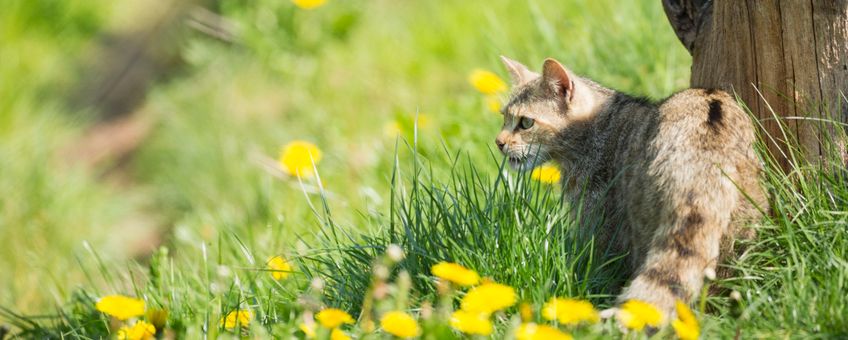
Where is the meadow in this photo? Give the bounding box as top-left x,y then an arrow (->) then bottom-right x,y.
1,0 -> 846,338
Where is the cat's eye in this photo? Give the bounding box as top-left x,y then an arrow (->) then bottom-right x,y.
519,117 -> 535,129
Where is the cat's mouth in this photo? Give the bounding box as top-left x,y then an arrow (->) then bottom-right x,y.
508,155 -> 536,171
506,147 -> 551,171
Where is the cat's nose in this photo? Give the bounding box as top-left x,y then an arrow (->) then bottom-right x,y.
495,139 -> 505,151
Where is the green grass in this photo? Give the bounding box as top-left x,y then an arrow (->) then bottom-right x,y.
0,0 -> 152,311
300,115 -> 848,338
2,0 -> 847,338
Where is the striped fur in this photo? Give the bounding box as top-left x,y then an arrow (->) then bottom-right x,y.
497,57 -> 768,321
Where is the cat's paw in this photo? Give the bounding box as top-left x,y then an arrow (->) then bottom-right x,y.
599,307 -> 619,320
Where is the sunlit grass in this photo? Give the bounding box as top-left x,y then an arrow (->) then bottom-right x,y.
2,0 -> 846,338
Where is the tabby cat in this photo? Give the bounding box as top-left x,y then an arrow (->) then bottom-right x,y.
496,56 -> 768,321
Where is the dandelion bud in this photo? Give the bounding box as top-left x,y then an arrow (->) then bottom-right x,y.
730,290 -> 742,301
373,282 -> 389,300
419,302 -> 433,320
729,290 -> 744,319
217,265 -> 232,278
374,265 -> 390,280
397,271 -> 411,285
395,271 -> 412,308
386,244 -> 405,263
704,268 -> 716,281
301,311 -> 316,328
361,319 -> 376,333
436,279 -> 451,296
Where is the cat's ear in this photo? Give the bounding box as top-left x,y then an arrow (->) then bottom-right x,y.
500,56 -> 535,86
542,58 -> 574,100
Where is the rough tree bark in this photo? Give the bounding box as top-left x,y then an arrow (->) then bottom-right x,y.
663,0 -> 848,170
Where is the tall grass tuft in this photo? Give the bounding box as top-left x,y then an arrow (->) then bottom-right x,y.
302,140 -> 627,315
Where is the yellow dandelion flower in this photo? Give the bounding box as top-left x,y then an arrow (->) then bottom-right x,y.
542,297 -> 599,325
431,262 -> 480,287
279,140 -> 322,178
268,255 -> 293,280
299,323 -> 316,338
380,311 -> 420,338
450,310 -> 492,336
460,282 -> 517,314
468,69 -> 507,94
291,0 -> 326,10
519,303 -> 534,321
95,295 -> 145,321
617,300 -> 663,331
316,308 -> 354,329
531,164 -> 561,184
116,320 -> 156,340
515,323 -> 573,340
415,113 -> 431,129
486,94 -> 503,113
383,121 -> 402,138
331,328 -> 350,340
220,310 -> 253,329
145,308 -> 169,332
672,300 -> 700,340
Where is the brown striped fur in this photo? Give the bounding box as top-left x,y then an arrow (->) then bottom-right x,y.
496,57 -> 768,321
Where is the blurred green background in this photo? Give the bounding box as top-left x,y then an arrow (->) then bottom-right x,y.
0,0 -> 688,315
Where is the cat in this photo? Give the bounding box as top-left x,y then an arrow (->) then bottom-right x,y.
496,56 -> 768,322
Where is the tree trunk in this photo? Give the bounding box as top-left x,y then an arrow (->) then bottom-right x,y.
663,0 -> 848,170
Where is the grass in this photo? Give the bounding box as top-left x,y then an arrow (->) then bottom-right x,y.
1,0 -> 847,338
301,115 -> 848,338
303,147 -> 620,312
0,0 -> 151,311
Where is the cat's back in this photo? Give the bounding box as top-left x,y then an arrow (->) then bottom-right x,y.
644,88 -> 765,220
656,88 -> 756,152
607,88 -> 757,172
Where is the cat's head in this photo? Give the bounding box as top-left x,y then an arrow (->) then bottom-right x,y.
495,56 -> 602,171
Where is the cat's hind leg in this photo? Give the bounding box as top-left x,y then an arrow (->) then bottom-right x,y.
616,174 -> 738,322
